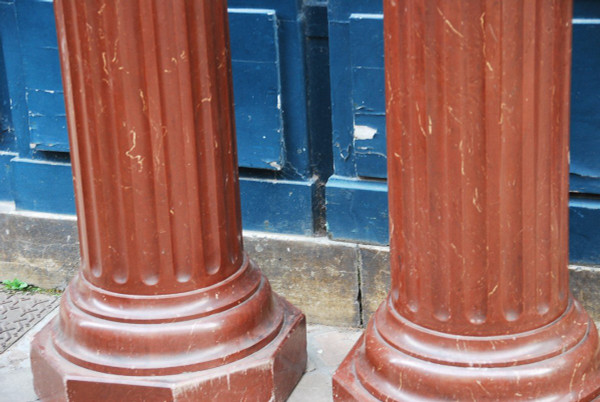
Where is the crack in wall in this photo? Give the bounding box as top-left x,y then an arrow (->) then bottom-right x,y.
356,246 -> 365,327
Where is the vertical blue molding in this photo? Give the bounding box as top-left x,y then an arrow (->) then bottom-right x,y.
569,1 -> 600,264
325,0 -> 388,242
570,4 -> 600,195
0,0 -> 26,201
303,0 -> 333,232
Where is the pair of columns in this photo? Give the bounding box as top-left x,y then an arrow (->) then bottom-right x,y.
31,0 -> 600,401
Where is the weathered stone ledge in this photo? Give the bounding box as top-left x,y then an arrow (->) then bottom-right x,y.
1,205 -> 598,326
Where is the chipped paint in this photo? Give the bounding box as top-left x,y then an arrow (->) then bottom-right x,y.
353,125 -> 377,140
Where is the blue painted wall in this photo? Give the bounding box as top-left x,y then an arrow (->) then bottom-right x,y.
0,0 -> 599,263
326,0 -> 388,243
569,0 -> 600,264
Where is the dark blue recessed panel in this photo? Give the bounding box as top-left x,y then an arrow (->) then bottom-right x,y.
0,151 -> 16,201
304,0 -> 333,182
570,198 -> 600,265
349,13 -> 386,179
16,0 -> 68,152
229,9 -> 284,171
571,18 -> 600,195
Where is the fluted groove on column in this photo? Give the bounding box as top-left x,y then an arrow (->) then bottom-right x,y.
387,0 -> 571,335
59,0 -> 243,294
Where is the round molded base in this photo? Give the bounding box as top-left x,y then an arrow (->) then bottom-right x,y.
31,256 -> 307,401
333,298 -> 600,401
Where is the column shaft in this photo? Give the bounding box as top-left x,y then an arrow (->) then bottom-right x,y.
387,0 -> 570,336
60,0 -> 242,294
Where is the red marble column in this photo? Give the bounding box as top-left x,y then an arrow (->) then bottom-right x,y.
334,0 -> 600,400
30,1 -> 306,400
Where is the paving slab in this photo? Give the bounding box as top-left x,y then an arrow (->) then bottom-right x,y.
289,326 -> 362,402
0,290 -> 60,354
0,305 -> 57,402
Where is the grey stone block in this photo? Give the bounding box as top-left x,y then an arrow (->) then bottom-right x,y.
570,265 -> 600,323
0,209 -> 79,290
245,233 -> 361,327
1,206 -> 599,329
358,245 -> 390,325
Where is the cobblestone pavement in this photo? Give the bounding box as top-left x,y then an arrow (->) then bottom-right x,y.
0,290 -> 361,402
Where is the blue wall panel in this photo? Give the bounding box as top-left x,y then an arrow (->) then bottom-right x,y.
0,30 -> 12,152
3,0 -> 599,263
10,157 -> 74,214
570,199 -> 600,265
1,0 -> 27,201
0,151 -> 15,200
16,0 -> 68,152
349,14 -> 386,179
0,0 -> 28,156
229,9 -> 284,170
0,4 -> 16,201
570,14 -> 600,195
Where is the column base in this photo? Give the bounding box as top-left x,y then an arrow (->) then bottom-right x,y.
333,297 -> 600,401
31,257 -> 307,401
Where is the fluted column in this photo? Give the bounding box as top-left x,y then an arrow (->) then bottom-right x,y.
31,1 -> 306,400
61,0 -> 243,295
334,1 -> 600,400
